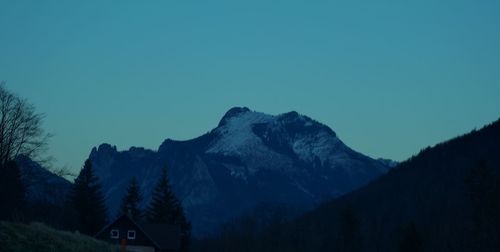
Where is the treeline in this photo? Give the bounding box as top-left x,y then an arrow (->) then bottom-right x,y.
195,160 -> 500,252
0,82 -> 49,224
192,203 -> 301,252
0,157 -> 72,229
66,160 -> 192,252
0,83 -> 191,250
1,158 -> 192,251
194,205 -> 423,252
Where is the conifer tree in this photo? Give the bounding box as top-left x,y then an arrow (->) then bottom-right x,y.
0,160 -> 25,221
146,167 -> 191,252
119,177 -> 143,221
146,168 -> 178,222
174,202 -> 192,252
67,159 -> 107,235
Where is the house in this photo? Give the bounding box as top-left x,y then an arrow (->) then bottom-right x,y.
95,214 -> 181,252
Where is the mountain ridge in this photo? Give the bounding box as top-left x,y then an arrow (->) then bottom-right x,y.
89,107 -> 394,236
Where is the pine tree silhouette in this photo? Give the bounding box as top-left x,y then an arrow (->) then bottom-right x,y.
67,159 -> 107,235
146,167 -> 191,252
0,160 -> 25,221
119,177 -> 143,221
146,168 -> 178,223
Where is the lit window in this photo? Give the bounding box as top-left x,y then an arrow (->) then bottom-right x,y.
127,230 -> 136,240
110,229 -> 119,239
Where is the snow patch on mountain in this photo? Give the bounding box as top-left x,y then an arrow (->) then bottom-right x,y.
207,109 -> 273,156
292,130 -> 344,163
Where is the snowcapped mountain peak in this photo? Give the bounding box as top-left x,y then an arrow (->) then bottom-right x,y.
218,107 -> 252,127
208,107 -> 342,160
208,107 -> 274,156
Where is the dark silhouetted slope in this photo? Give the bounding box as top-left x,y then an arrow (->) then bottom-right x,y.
234,117 -> 500,252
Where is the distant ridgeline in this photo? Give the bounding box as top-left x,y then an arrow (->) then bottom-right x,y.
16,156 -> 71,207
12,156 -> 72,227
195,117 -> 500,252
88,107 -> 394,236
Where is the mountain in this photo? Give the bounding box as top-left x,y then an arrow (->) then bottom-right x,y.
16,156 -> 71,207
206,118 -> 500,251
89,107 -> 392,236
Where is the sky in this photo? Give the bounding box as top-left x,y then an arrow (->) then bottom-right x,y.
1,1 -> 499,173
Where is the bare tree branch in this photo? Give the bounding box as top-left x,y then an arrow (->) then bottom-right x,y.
0,82 -> 51,167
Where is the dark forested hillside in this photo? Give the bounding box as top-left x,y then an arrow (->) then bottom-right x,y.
0,156 -> 71,228
196,118 -> 500,252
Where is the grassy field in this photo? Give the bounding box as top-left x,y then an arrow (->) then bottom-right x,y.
0,221 -> 118,252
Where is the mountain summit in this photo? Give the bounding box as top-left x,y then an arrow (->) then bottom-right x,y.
89,107 -> 392,236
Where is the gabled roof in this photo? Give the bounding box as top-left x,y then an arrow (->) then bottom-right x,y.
95,214 -> 181,251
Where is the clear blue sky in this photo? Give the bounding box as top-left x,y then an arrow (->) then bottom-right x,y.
1,1 -> 499,172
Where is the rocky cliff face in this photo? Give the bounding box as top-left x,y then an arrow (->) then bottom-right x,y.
89,107 -> 392,236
